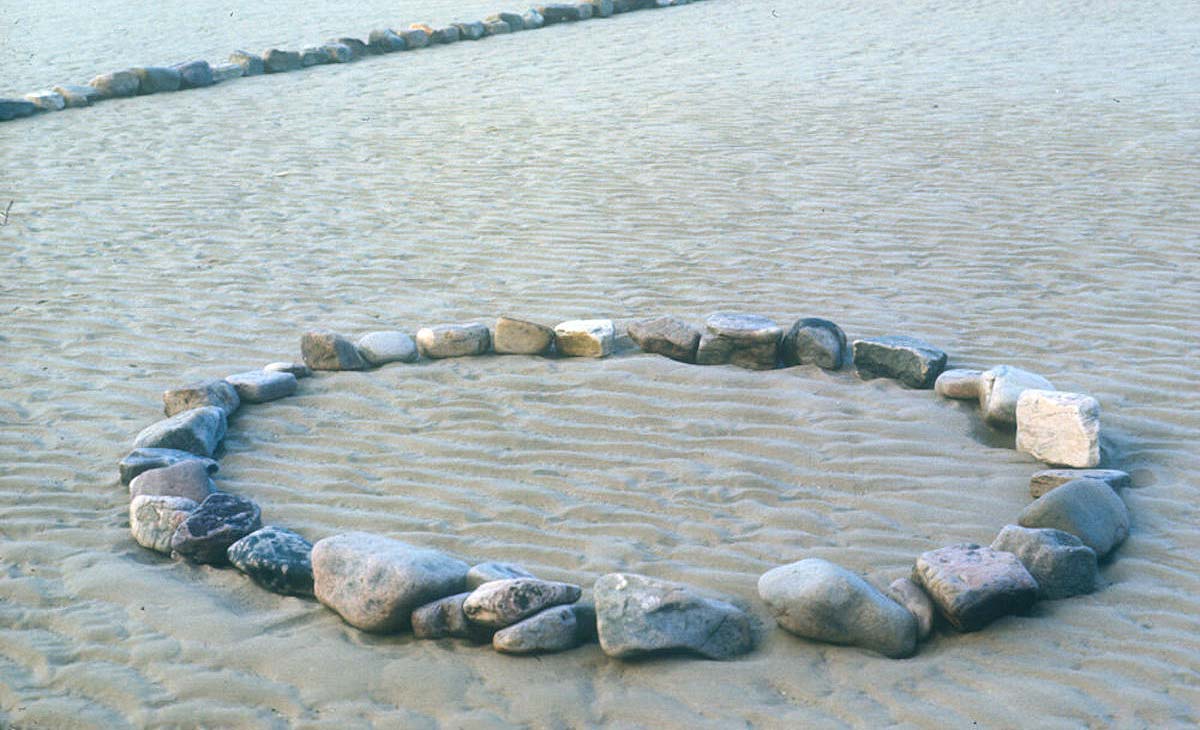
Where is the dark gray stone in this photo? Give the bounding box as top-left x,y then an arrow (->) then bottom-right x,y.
537,4 -> 590,23
52,84 -> 101,108
227,526 -> 314,597
301,331 -> 367,371
322,43 -> 353,63
300,47 -> 331,66
594,573 -> 755,660
913,543 -> 1039,632
627,316 -> 701,363
368,29 -> 407,54
133,406 -> 227,458
493,604 -> 596,654
1018,478 -> 1130,558
224,370 -> 298,403
487,12 -> 526,30
230,50 -> 265,76
1029,468 -> 1131,499
453,21 -> 487,40
991,525 -> 1098,600
328,38 -> 368,60
170,493 -> 263,565
695,313 -> 782,370
853,335 -> 947,389
262,49 -> 302,73
163,378 -> 240,417
432,27 -> 461,44
484,20 -> 513,35
0,99 -> 40,121
128,460 -> 216,504
172,60 -> 214,88
411,592 -> 493,642
119,447 -> 218,485
399,29 -> 431,50
463,579 -> 582,629
781,318 -> 847,370
466,561 -> 537,589
588,0 -> 616,17
88,71 -> 140,99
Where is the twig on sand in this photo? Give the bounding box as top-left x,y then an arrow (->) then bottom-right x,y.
1,200 -> 12,226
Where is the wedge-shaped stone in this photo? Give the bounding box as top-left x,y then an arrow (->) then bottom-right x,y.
130,495 -> 198,554
887,577 -> 934,640
129,460 -> 216,504
119,447 -> 218,485
133,406 -> 227,457
1016,390 -> 1101,468
170,493 -> 262,565
163,378 -> 240,417
935,369 -> 983,400
493,317 -> 554,356
466,561 -> 536,589
463,578 -> 581,629
1018,478 -> 1129,558
912,544 -> 1038,632
302,331 -> 367,371
991,525 -> 1097,600
554,319 -> 615,358
493,604 -> 596,655
224,370 -> 297,403
416,323 -> 491,359
227,526 -> 314,597
627,316 -> 701,363
1029,468 -> 1130,499
853,335 -> 947,389
412,592 -> 493,642
696,313 -> 782,370
978,365 -> 1054,427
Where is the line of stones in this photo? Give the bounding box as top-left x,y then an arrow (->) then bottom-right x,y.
1,1 -> 699,122
121,312 -> 1133,660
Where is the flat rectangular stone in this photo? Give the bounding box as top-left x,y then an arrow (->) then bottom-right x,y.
1015,390 -> 1100,468
1030,468 -> 1130,498
913,543 -> 1039,632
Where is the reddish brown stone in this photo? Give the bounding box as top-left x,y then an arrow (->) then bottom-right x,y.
912,543 -> 1038,632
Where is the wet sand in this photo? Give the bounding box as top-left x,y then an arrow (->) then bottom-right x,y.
2,1 -> 1199,727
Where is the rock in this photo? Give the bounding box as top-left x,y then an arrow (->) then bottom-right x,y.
227,526 -> 314,597
172,60 -> 213,88
411,592 -> 493,642
1029,468 -> 1131,499
537,4 -> 589,23
399,29 -> 431,50
163,378 -> 241,417
431,26 -> 461,44
130,495 -> 198,554
493,317 -> 555,355
300,47 -> 333,66
301,331 -> 367,371
695,313 -> 782,370
594,573 -> 754,660
224,370 -> 298,403
852,335 -> 947,389
170,493 -> 263,565
89,71 -> 140,99
119,447 -> 218,485
24,91 -> 65,112
467,561 -> 537,589
0,99 -> 37,121
627,316 -> 701,363
133,406 -> 227,458
912,544 -> 1039,632
1015,390 -> 1101,468
264,361 -> 312,378
588,0 -> 616,18
463,579 -> 582,629
322,43 -> 353,63
453,22 -> 487,40
493,604 -> 596,654
262,49 -> 302,73
887,578 -> 935,640
356,331 -> 418,365
1018,478 -> 1130,558
780,317 -> 847,370
327,37 -> 367,60
522,10 -> 546,29
978,365 -> 1054,427
416,323 -> 491,359
935,369 -> 983,400
991,525 -> 1098,600
311,533 -> 469,633
210,62 -> 245,83
229,50 -> 265,76
128,460 -> 216,503
484,20 -> 513,35
554,319 -> 615,358
368,29 -> 407,54
52,85 -> 101,108
487,12 -> 526,30
756,559 -> 917,658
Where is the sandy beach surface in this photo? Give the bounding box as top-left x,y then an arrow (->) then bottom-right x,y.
2,1 -> 1199,727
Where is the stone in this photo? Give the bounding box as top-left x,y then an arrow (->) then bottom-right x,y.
416,323 -> 491,359
695,313 -> 782,370
466,561 -> 537,589
852,335 -> 947,389
52,85 -> 101,108
1016,390 -> 1101,468
912,544 -> 1039,632
368,29 -> 407,54
887,578 -> 935,640
1029,468 -> 1131,498
323,43 -> 353,63
493,317 -> 555,356
463,579 -> 582,629
0,99 -> 37,121
119,447 -> 218,485
453,22 -> 487,41
627,316 -> 701,363
89,71 -> 140,99
311,532 -> 469,633
229,50 -> 265,76
264,361 -> 312,378
170,493 -> 262,565
594,573 -> 754,660
24,91 -> 65,112
300,47 -> 333,66
130,495 -> 198,554
588,0 -> 616,18
301,331 -> 367,371
487,12 -> 526,30
262,49 -> 302,74
780,317 -> 847,370
484,20 -> 513,35
224,370 -> 298,403
163,378 -> 241,417
356,331 -> 418,365
128,460 -> 216,504
172,60 -> 213,88
227,526 -> 314,597
537,4 -> 589,23
756,559 -> 918,658
991,525 -> 1098,600
431,27 -> 461,44
1018,478 -> 1130,557
411,592 -> 493,642
493,604 -> 596,655
978,365 -> 1054,427
935,369 -> 983,400
210,62 -> 245,83
328,37 -> 368,60
554,319 -> 615,358
133,406 -> 227,458
399,29 -> 431,50
522,10 -> 546,29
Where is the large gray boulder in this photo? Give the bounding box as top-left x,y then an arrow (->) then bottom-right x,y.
780,318 -> 847,370
1016,390 -> 1101,468
537,4 -> 591,22
466,561 -> 536,589
311,533 -> 469,633
627,316 -> 701,363
554,319 -> 615,358
356,331 -> 418,365
1018,478 -> 1129,558
399,29 -> 431,50
431,27 -> 461,44
493,317 -> 555,356
991,525 -> 1097,600
133,66 -> 182,95
935,369 -> 983,400
301,331 -> 367,371
163,378 -> 240,417
594,573 -> 754,660
695,313 -> 782,370
589,0 -> 616,17
493,604 -> 596,655
411,593 -> 492,642
119,447 -> 218,485
52,85 -> 101,108
416,323 -> 491,359
978,365 -> 1054,428
462,579 -> 582,629
486,12 -> 526,30
453,22 -> 487,40
1029,468 -> 1130,498
229,50 -> 265,76
368,29 -> 407,54
224,370 -> 298,403
133,406 -> 227,458
262,49 -> 302,73
173,60 -> 213,88
852,336 -> 947,389
300,47 -> 333,66
913,544 -> 1039,632
89,71 -> 140,99
0,99 -> 37,121
130,495 -> 198,554
170,493 -> 262,565
227,526 -> 314,597
757,559 -> 917,658
484,20 -> 513,35
128,460 -> 216,504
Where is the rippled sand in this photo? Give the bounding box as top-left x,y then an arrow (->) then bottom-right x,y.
2,1 -> 1199,727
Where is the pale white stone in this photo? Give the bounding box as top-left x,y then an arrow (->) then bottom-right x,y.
1016,390 -> 1100,468
130,495 -> 198,554
554,319 -> 615,358
978,365 -> 1053,427
934,369 -> 983,400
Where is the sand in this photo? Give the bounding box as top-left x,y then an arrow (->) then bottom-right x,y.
2,1 -> 1199,727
